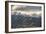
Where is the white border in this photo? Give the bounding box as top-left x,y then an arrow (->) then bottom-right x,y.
8,2 -> 44,32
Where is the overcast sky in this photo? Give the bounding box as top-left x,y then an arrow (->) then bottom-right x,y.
11,5 -> 42,11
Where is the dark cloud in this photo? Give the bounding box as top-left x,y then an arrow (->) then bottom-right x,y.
15,6 -> 42,11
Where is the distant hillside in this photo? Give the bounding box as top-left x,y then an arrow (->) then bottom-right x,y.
11,14 -> 41,28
